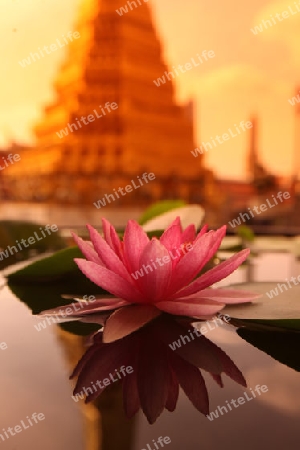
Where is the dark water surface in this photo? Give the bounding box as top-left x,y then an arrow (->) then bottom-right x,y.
0,251 -> 299,450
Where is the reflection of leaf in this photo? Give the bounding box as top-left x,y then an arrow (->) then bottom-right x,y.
7,272 -> 108,336
237,328 -> 300,372
139,200 -> 185,225
58,321 -> 100,336
7,247 -> 109,336
230,282 -> 300,371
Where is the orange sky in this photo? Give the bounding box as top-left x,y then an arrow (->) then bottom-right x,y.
1,0 -> 300,180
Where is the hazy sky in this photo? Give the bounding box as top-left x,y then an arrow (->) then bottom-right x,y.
1,0 -> 300,179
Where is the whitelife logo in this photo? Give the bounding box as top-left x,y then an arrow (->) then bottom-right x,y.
0,412 -> 45,443
93,172 -> 155,209
0,153 -> 21,170
18,31 -> 80,67
288,90 -> 300,106
72,365 -> 133,402
141,436 -> 171,450
116,0 -> 149,16
266,275 -> 300,299
228,191 -> 291,228
206,385 -> 269,421
0,342 -> 7,351
131,243 -> 193,280
153,50 -> 215,87
168,313 -> 231,351
250,2 -> 300,35
56,102 -> 118,139
191,121 -> 253,157
0,224 -> 58,261
34,295 -> 96,331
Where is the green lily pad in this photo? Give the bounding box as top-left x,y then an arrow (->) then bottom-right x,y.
139,200 -> 186,225
142,204 -> 205,232
0,220 -> 66,270
7,247 -> 83,283
223,282 -> 300,326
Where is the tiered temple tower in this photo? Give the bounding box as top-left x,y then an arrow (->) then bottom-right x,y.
293,87 -> 300,181
3,0 -> 215,205
247,116 -> 259,181
247,115 -> 278,195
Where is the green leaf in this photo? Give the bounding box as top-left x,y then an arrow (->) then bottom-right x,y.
7,247 -> 82,283
231,318 -> 300,333
0,220 -> 66,270
237,328 -> 300,372
222,282 -> 300,325
8,270 -> 109,313
142,204 -> 205,232
145,229 -> 165,239
220,245 -> 244,252
236,225 -> 255,242
139,200 -> 186,225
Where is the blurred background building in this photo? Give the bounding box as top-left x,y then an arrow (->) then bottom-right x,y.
221,108 -> 300,232
0,0 -> 220,213
0,0 -> 300,231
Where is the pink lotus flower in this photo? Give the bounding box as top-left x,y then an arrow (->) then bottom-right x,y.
71,314 -> 246,424
42,218 -> 258,342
